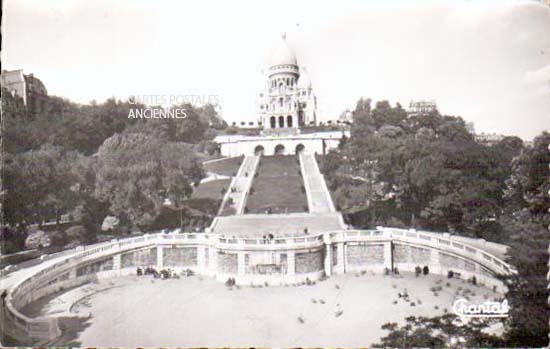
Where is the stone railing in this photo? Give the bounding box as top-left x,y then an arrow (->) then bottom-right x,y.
2,227 -> 513,344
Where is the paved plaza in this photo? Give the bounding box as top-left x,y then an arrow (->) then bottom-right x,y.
22,273 -> 502,347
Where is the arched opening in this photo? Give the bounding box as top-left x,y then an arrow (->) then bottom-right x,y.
274,144 -> 285,155
270,116 -> 276,129
295,144 -> 305,154
254,145 -> 265,155
298,111 -> 305,127
287,115 -> 293,128
278,116 -> 285,128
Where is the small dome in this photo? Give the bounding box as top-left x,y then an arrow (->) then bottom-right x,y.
269,33 -> 298,67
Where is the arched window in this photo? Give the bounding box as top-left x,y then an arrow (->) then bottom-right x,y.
287,115 -> 293,128
270,116 -> 276,128
278,115 -> 285,128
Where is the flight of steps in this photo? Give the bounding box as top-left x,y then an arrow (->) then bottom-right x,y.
217,155 -> 259,216
299,153 -> 336,213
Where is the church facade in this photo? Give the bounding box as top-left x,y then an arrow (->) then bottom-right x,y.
215,34 -> 348,157
256,33 -> 317,129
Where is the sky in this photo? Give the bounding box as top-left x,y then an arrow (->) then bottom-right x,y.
3,0 -> 549,140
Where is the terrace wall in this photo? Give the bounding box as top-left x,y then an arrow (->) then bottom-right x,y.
3,228 -> 513,344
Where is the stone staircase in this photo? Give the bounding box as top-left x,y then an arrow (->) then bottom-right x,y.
299,153 -> 336,213
217,155 -> 259,216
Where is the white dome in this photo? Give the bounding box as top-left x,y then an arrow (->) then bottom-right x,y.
269,33 -> 298,67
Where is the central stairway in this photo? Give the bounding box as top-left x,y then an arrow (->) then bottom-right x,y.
210,153 -> 346,237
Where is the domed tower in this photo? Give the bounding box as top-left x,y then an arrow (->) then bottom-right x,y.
257,34 -> 317,130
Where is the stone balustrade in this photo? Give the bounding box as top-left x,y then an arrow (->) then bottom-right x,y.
2,227 -> 513,344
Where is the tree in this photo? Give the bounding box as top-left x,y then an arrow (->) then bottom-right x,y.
501,131 -> 549,347
3,144 -> 79,227
374,314 -> 503,348
95,132 -> 204,231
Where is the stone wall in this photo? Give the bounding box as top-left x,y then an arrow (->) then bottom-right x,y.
244,252 -> 287,275
163,247 -> 198,267
4,230 -> 512,344
295,250 -> 323,274
76,256 -> 114,277
347,244 -> 384,265
217,252 -> 238,274
439,252 -> 476,272
121,247 -> 157,268
394,244 -> 430,265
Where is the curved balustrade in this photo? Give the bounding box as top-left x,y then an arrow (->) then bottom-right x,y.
2,227 -> 513,344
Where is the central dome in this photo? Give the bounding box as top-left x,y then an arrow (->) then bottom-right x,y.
269,33 -> 298,67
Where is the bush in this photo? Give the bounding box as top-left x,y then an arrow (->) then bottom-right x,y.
50,230 -> 68,248
65,225 -> 87,244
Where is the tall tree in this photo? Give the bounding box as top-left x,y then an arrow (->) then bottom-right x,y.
95,132 -> 204,231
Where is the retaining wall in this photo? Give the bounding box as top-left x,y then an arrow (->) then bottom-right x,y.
3,227 -> 513,344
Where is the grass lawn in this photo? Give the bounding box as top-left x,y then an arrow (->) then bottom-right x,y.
246,156 -> 308,214
204,157 -> 244,177
192,179 -> 231,200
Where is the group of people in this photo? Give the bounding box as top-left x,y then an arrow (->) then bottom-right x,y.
136,266 -> 180,279
225,277 -> 237,287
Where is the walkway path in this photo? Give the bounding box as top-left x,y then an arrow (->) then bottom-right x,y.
299,153 -> 336,213
218,155 -> 259,216
210,212 -> 346,237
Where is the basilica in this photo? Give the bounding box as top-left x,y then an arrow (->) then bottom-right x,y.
256,33 -> 317,130
215,34 -> 348,157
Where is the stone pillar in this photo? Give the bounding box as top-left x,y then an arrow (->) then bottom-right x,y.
287,250 -> 296,276
157,246 -> 164,269
208,245 -> 217,275
237,252 -> 246,276
430,248 -> 441,274
69,267 -> 78,279
336,242 -> 345,273
197,246 -> 206,272
324,244 -> 332,276
323,233 -> 332,276
113,254 -> 121,276
383,241 -> 393,271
